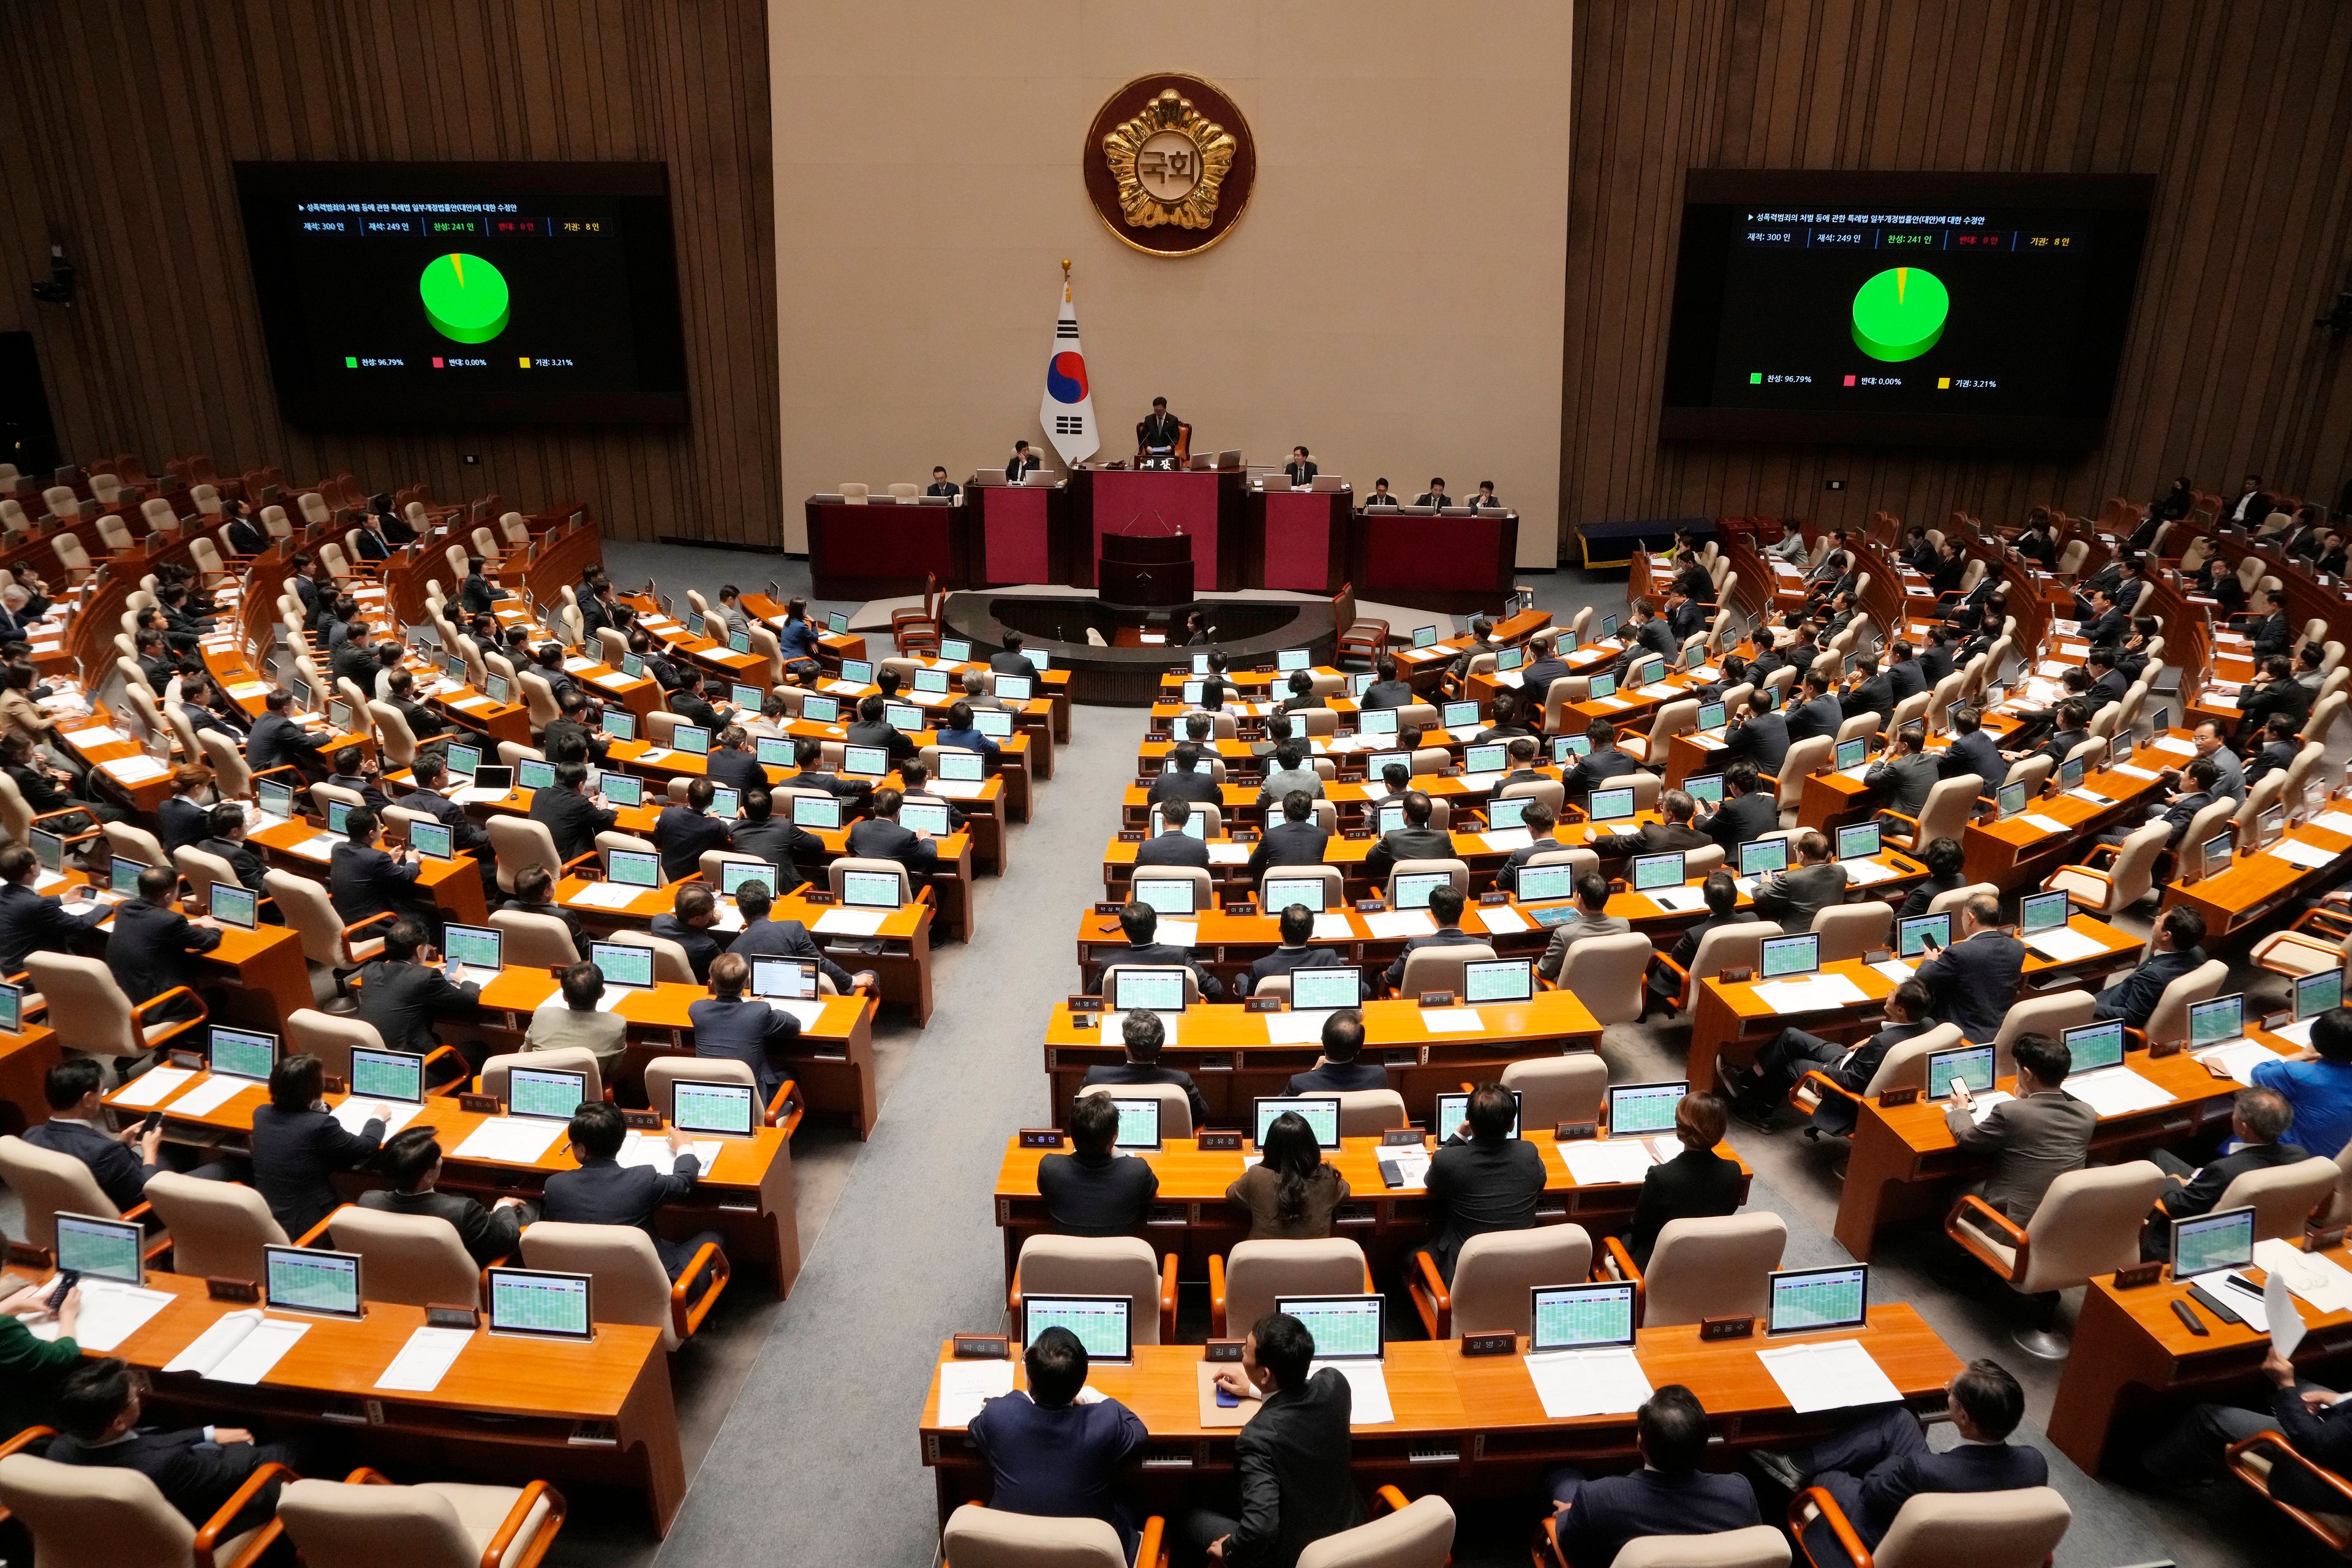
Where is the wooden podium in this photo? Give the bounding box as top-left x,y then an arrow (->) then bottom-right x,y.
1097,531 -> 1193,611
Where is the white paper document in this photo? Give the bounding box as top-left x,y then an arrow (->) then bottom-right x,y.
2268,1270 -> 2307,1358
1459,772 -> 1505,793
2023,927 -> 2107,963
1965,1090 -> 2016,1124
1363,910 -> 1436,940
1753,973 -> 1869,1014
633,748 -> 673,765
2064,1068 -> 2175,1117
100,755 -> 170,783
2310,812 -> 2352,836
1526,1347 -> 1653,1418
2196,1041 -> 2288,1086
452,1117 -> 567,1164
1207,843 -> 1251,865
2253,1238 -> 2352,1315
2110,764 -> 2161,780
31,1281 -> 173,1352
1871,959 -> 1918,985
167,1076 -> 254,1117
1318,1360 -> 1394,1425
1477,905 -> 1531,935
813,909 -> 888,936
1151,919 -> 1199,949
208,1318 -> 312,1385
1378,1145 -> 1431,1189
295,833 -> 341,858
72,725 -> 128,746
932,778 -> 987,800
1756,1339 -> 1902,1414
1313,913 -> 1355,941
1420,1008 -> 1485,1035
567,882 -> 646,910
1647,887 -> 1714,914
2150,736 -> 2196,756
1559,1139 -> 1659,1186
374,1327 -> 473,1392
562,656 -> 598,673
1841,859 -> 1897,888
1481,829 -> 1534,852
2019,813 -> 2071,837
112,1066 -> 198,1107
616,1131 -> 724,1174
332,1099 -> 422,1137
1262,1009 -> 1332,1046
935,1359 -> 1016,1426
164,1310 -> 267,1374
2204,1272 -> 2271,1332
2272,1017 -> 2319,1049
2270,840 -> 2339,870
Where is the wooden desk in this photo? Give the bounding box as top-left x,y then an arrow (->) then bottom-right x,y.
2163,819 -> 2352,942
991,1131 -> 1749,1287
0,1021 -> 61,1136
248,816 -> 490,927
918,1306 -> 1959,1521
2048,1237 -> 2352,1477
1686,922 -> 2147,1095
1958,742 -> 2180,893
0,1267 -> 685,1533
1041,994 -> 1601,1125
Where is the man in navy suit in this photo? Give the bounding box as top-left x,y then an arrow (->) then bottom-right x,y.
1237,903 -> 1344,1000
44,1357 -> 300,1534
1912,895 -> 2026,1044
1721,696 -> 1791,775
2146,1341 -> 2352,1509
655,778 -> 734,881
2094,906 -> 2206,1029
541,1100 -> 724,1279
727,881 -> 867,993
1136,798 -> 1212,867
328,808 -> 432,930
1545,1385 -> 1758,1566
25,1059 -> 167,1211
1937,706 -> 2005,801
1782,671 -> 1845,745
1245,791 -> 1331,881
1561,720 -> 1640,801
687,953 -> 801,1104
1763,1360 -> 2046,1563
1080,1008 -> 1213,1128
1087,901 -> 1223,1000
967,1327 -> 1150,1557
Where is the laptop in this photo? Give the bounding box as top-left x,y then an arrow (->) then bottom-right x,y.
1607,1080 -> 1687,1136
1289,966 -> 1362,1010
1927,1042 -> 1996,1099
1766,1264 -> 1870,1335
2062,1019 -> 2127,1074
208,1026 -> 276,1083
1738,837 -> 1789,879
1276,1294 -> 1384,1362
1023,1295 -> 1132,1362
1759,932 -> 1820,979
1835,821 -> 1880,862
485,1267 -> 596,1341
55,1212 -> 145,1287
1254,1095 -> 1341,1149
1588,786 -> 1635,824
350,1046 -> 426,1106
2171,1205 -> 2256,1281
2019,889 -> 2070,937
468,764 -> 515,796
508,1066 -> 588,1120
2188,993 -> 2245,1050
1110,967 -> 1189,1016
1463,957 -> 1534,1004
1515,864 -> 1580,905
441,923 -> 502,984
1895,912 -> 1949,959
670,1079 -> 758,1138
606,849 -> 662,890
1392,871 -> 1450,911
843,868 -> 903,908
1263,876 -> 1330,914
1106,1097 -> 1163,1151
589,941 -> 657,994
265,1245 -> 365,1319
1630,851 -> 1684,892
1531,1283 -> 1638,1351
751,956 -> 819,998
1436,1088 -> 1521,1138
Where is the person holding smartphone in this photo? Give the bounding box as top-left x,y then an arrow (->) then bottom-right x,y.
1944,1032 -> 2095,1224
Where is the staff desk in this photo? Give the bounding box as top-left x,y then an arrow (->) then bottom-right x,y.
2048,1235 -> 2352,1477
918,1306 -> 1958,1521
780,702 -> 1041,812
247,815 -> 490,927
1687,922 -> 2146,1095
1041,994 -> 1600,1126
107,1055 -> 804,1292
426,680 -> 534,748
1385,610 -> 1555,694
0,1265 -> 686,1534
551,875 -> 934,1028
1831,1031 -> 2293,1260
1463,638 -> 1631,712
631,609 -> 768,690
1134,728 -> 1520,782
1153,665 -> 1349,697
2162,818 -> 2352,941
739,592 -> 869,673
991,1130 -> 1750,1288
0,1020 -> 61,1135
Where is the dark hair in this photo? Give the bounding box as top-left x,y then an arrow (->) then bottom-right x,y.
560,961 -> 603,1010
1069,1091 -> 1119,1156
734,880 -> 773,922
687,777 -> 714,812
2011,1031 -> 2070,1086
1577,872 -> 1610,912
568,1100 -> 627,1159
1262,1112 -> 1327,1222
514,865 -> 554,903
742,786 -> 774,823
1251,1311 -> 1316,1390
381,1126 -> 445,1189
1950,1359 -> 2026,1440
1675,1091 -> 1727,1152
2158,905 -> 2206,950
270,1052 -> 325,1111
1923,837 -> 1964,878
1637,1384 -> 1711,1474
1466,1082 -> 1516,1141
137,864 -> 176,902
55,1357 -> 136,1441
343,805 -> 377,842
709,951 -> 748,998
1120,901 -> 1156,943
2237,1087 -> 2294,1144
43,1056 -> 104,1109
1283,790 -> 1312,823
555,760 -> 589,792
1702,869 -> 1738,916
2185,757 -> 2219,789
1888,979 -> 1930,1019
1025,1325 -> 1088,1406
1428,884 -> 1465,925
1278,903 -> 1313,943
1121,1008 -> 1166,1060
1322,1009 -> 1365,1061
2312,1008 -> 2352,1064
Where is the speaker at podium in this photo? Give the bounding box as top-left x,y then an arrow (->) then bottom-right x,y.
1096,530 -> 1194,611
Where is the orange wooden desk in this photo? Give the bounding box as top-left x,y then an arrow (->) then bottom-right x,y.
1686,919 -> 2147,1095
1041,993 -> 1601,1125
991,1129 -> 1749,1287
247,815 -> 490,927
917,1306 -> 1959,1522
1957,739 -> 2184,893
0,1020 -> 61,1136
2048,1235 -> 2352,1478
0,1266 -> 685,1534
2162,818 -> 2352,941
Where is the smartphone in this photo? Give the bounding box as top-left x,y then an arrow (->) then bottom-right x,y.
46,1269 -> 78,1311
1948,1078 -> 1970,1104
139,1110 -> 164,1134
1215,1383 -> 1241,1408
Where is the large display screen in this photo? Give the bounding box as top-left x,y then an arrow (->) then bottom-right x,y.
236,162 -> 687,428
1660,171 -> 2150,450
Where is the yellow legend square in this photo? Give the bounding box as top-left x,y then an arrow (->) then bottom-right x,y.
518,356 -> 531,368
1937,377 -> 1951,388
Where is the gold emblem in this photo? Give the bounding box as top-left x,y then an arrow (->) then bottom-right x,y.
1102,89 -> 1237,230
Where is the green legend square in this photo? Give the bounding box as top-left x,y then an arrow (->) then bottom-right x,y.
345,356 -> 358,368
1749,372 -> 1762,383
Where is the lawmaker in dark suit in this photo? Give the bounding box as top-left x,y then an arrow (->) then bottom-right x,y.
1913,895 -> 2025,1045
104,865 -> 222,1012
706,734 -> 766,794
1137,798 -> 1213,867
1561,722 -> 1642,801
44,1357 -> 297,1536
358,1127 -> 532,1265
1778,1360 -> 2046,1564
1841,658 -> 1894,720
1648,873 -> 1754,1005
1495,802 -> 1564,894
0,845 -> 104,972
1039,1093 -> 1159,1235
1936,708 -> 2005,801
1730,981 -> 1933,1134
24,1059 -> 167,1213
652,884 -> 727,982
727,881 -> 865,993
688,954 -> 802,1103
1783,675 -> 1844,744
1697,764 -> 1776,852
968,1327 -> 1150,1555
1081,1007 -> 1213,1128
1284,1010 -> 1387,1093
1150,742 -> 1226,807
542,1101 -> 723,1279
1627,1093 -> 1743,1265
1863,728 -> 1939,820
2146,1339 -> 2352,1510
157,785 -> 211,856
1236,906 -> 1345,1001
1610,603 -> 1679,682
530,761 -> 619,860
1382,886 -> 1488,992
729,788 -> 822,891
990,631 -> 1042,680
1545,1385 -> 1759,1568
2142,1086 -> 2308,1261
1090,900 -> 1223,1000
845,788 -> 938,889
655,780 -> 734,881
194,816 -> 270,897
249,1053 -> 388,1237
501,866 -> 589,958
2094,906 -> 2206,1030
1591,791 -> 1709,859
1246,794 -> 1332,880
1425,1085 -> 1546,1282
1885,643 -> 1927,701
328,807 -> 431,930
223,508 -> 270,557
1184,1313 -> 1362,1568
1947,1032 -> 2097,1223
352,919 -> 481,1062
1360,790 -> 1452,884
1721,703 -> 1790,775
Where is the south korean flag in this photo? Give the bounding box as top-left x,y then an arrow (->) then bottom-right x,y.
1039,274 -> 1100,467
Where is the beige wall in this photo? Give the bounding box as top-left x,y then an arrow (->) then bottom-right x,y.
769,0 -> 1573,566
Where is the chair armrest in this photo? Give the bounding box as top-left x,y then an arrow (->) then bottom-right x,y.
0,1425 -> 53,1527
1371,1485 -> 1411,1517
1795,1069 -> 1861,1110
341,909 -> 401,940
2226,1429 -> 2352,1528
1410,1250 -> 1452,1339
1209,1251 -> 1227,1338
559,850 -> 600,878
194,1460 -> 296,1568
1756,771 -> 1780,791
1160,1253 -> 1180,1346
1598,1234 -> 1646,1322
344,1465 -> 396,1483
295,1209 -> 341,1248
135,991 -> 209,1052
1944,1193 -> 2030,1283
1360,1258 -> 1375,1295
765,1077 -> 805,1137
669,1242 -> 730,1338
479,1478 -> 566,1568
1789,1485 -> 1874,1568
1136,1513 -> 1168,1568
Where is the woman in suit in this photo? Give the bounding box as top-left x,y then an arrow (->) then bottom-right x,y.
1627,1092 -> 1741,1267
1226,1112 -> 1349,1240
248,1054 -> 388,1237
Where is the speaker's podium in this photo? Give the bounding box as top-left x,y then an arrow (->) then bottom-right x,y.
1096,531 -> 1194,612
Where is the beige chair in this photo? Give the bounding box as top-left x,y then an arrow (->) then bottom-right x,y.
2212,1156 -> 2342,1242
1077,1080 -> 1194,1139
1409,1223 -> 1593,1338
479,1047 -> 604,1106
2139,958 -> 2229,1047
641,1055 -> 796,1129
1947,1160 -> 2166,1356
1606,1213 -> 1787,1327
1397,940 -> 1498,998
266,869 -> 391,983
1653,921 -> 1781,1014
604,927 -> 698,986
1614,1525 -> 1789,1568
521,1220 -> 727,1352
941,1503 -> 1161,1568
1334,1088 -> 1408,1137
1009,1234 -> 1177,1346
0,1133 -> 155,1248
1768,735 -> 1834,821
1132,865 -> 1213,915
2044,819 -> 2168,914
1791,1023 -> 1964,1124
489,908 -> 581,967
328,1205 -> 489,1307
2225,1429 -> 2352,1551
1499,1055 -> 1609,1131
1385,856 -> 1469,905
1295,1493 -> 1454,1568
171,846 -> 248,914
1811,902 -> 1890,962
1791,1487 -> 2068,1568
23,951 -> 205,1060
284,1006 -> 460,1086
276,1472 -> 565,1568
1883,775 -> 1979,851
104,819 -> 169,869
488,816 -> 582,895
1992,992 -> 2095,1061
1212,1237 -> 1373,1335
0,1452 -> 284,1568
1927,880 -> 1997,916
516,669 -> 563,731
2254,910 -> 2352,982
141,1170 -> 285,1283
1554,932 -> 1654,1027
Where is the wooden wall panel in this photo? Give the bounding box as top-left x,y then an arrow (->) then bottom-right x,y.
0,0 -> 778,548
1561,0 -> 2352,549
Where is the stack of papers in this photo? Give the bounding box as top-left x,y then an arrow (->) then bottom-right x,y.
2111,763 -> 2161,780
813,908 -> 888,936
374,1326 -> 473,1392
169,1076 -> 255,1117
1363,910 -> 1435,940
935,1359 -> 1017,1426
2270,840 -> 2339,870
1477,905 -> 1531,934
100,755 -> 170,784
294,833 -> 341,858
1264,1010 -> 1332,1046
932,779 -> 987,800
2064,788 -> 2116,807
113,1066 -> 198,1107
1207,843 -> 1251,865
617,1131 -> 723,1173
29,1280 -> 173,1351
2272,1016 -> 2320,1049
1752,973 -> 1869,1014
1421,1009 -> 1485,1034
1378,1144 -> 1431,1189
1966,1090 -> 2015,1125
2195,1041 -> 2288,1086
562,657 -> 598,673
72,725 -> 128,746
2310,811 -> 2352,836
1638,682 -> 1683,699
162,1311 -> 311,1384
2150,736 -> 2196,756
1480,828 -> 1534,852
1757,1340 -> 1902,1412
332,1099 -> 423,1137
1316,1360 -> 1394,1425
2019,813 -> 2071,837
2254,1238 -> 2352,1314
452,1117 -> 567,1164
1459,772 -> 1504,793
1312,913 -> 1355,941
567,882 -> 647,910
1842,859 -> 1897,887
1871,959 -> 1918,984
2064,1068 -> 2175,1117
2023,926 -> 2106,962
1559,1139 -> 1659,1185
1526,1348 -> 1652,1417
451,786 -> 508,805
1648,887 -> 1714,913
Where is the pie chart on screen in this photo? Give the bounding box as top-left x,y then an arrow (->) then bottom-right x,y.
419,252 -> 511,344
1850,266 -> 1948,361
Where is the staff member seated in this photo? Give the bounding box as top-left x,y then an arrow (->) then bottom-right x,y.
44,1357 -> 300,1536
1913,894 -> 2024,1045
1038,1092 -> 1158,1236
1535,874 -> 1632,984
967,1326 -> 1150,1556
358,1126 -> 533,1266
1361,789 -> 1450,882
1425,1083 -> 1545,1283
1625,1091 -> 1740,1266
1245,791 -> 1330,880
1227,1110 -> 1349,1242
1286,1010 -> 1385,1093
1080,1008 -> 1211,1129
1946,1031 -> 2096,1224
543,1101 -> 723,1281
2144,1340 -> 2352,1506
2141,1088 -> 2305,1262
1088,900 -> 1223,1000
845,788 -> 938,890
1414,477 -> 1451,508
1543,1385 -> 1759,1566
525,960 -> 630,1072
24,1059 -> 169,1212
1137,799 -> 1212,867
2252,1008 -> 2352,1166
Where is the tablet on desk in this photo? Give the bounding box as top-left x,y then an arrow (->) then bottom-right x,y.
2188,993 -> 2245,1049
789,793 -> 842,830
406,821 -> 454,864
900,801 -> 952,836
751,956 -> 819,999
1288,965 -> 1362,1009
1607,1080 -> 1687,1136
842,745 -> 888,778
1263,876 -> 1331,914
1630,851 -> 1684,892
600,774 -> 646,809
1767,1264 -> 1869,1335
673,725 -> 712,757
469,764 -> 515,796
2171,1205 -> 2255,1280
1023,1295 -> 1131,1362
1927,1043 -> 1995,1099
802,695 -> 841,724
350,1047 -> 426,1106
1515,864 -> 1579,905
0,981 -> 21,1035
1463,958 -> 1534,1004
107,857 -> 146,898
208,1025 -> 277,1083
1106,1096 -> 1163,1151
589,941 -> 657,992
1436,1088 -> 1520,1139
938,750 -> 986,782
605,849 -> 662,890
2062,1019 -> 2126,1073
445,744 -> 483,780
1109,967 -> 1188,1016
441,923 -> 503,983
1531,1283 -> 1637,1351
1276,1294 -> 1383,1361
600,709 -> 638,742
671,1079 -> 758,1138
56,1212 -> 145,1287
1759,932 -> 1820,979
1895,913 -> 1948,959
255,778 -> 296,820
323,801 -> 353,837
1836,821 -> 1882,862
1392,871 -> 1449,910
842,869 -> 903,908
972,710 -> 1014,739
486,1267 -> 595,1341
507,1066 -> 588,1121
1253,1095 -> 1340,1150
265,1245 -> 365,1319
